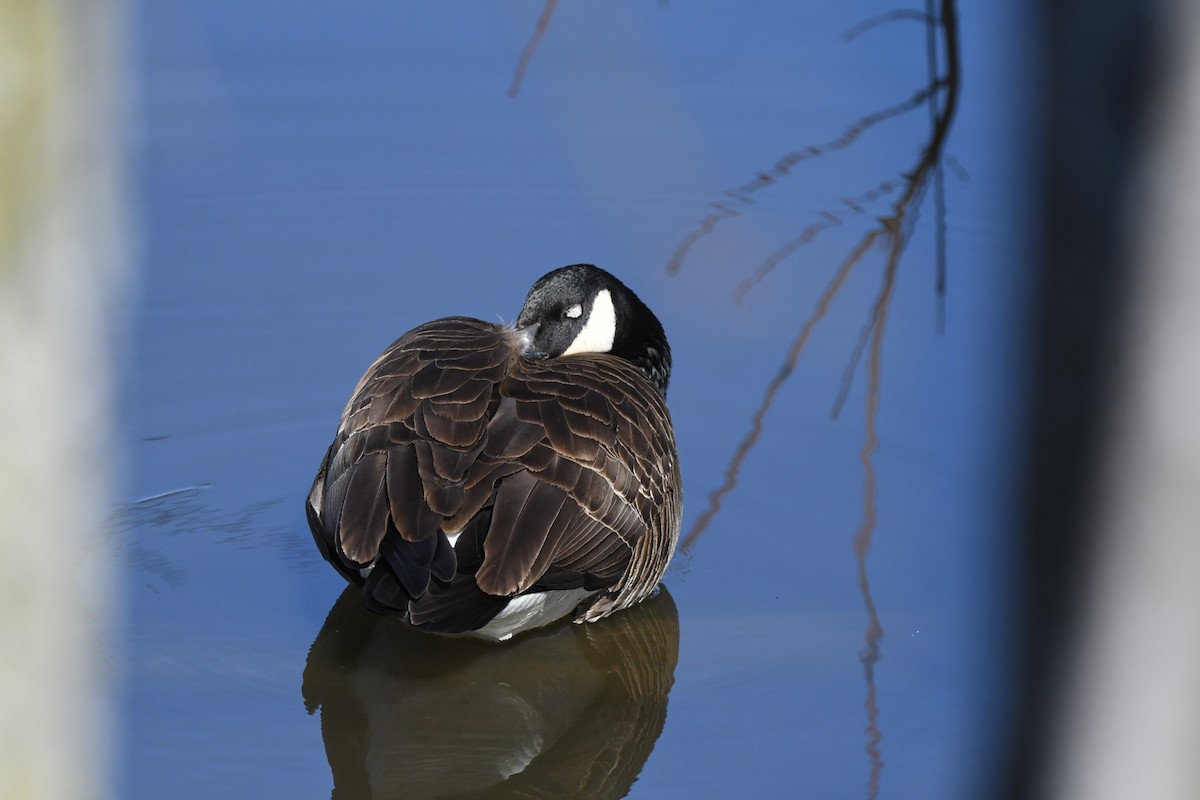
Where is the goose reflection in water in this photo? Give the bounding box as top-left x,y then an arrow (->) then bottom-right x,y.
302,584 -> 679,799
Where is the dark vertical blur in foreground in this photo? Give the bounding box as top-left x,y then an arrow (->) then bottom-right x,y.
1009,0 -> 1200,797
1005,0 -> 1153,792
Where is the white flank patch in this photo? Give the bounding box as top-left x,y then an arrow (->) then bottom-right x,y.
562,289 -> 616,355
469,588 -> 596,642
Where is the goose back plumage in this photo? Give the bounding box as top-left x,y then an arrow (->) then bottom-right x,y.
307,281 -> 681,640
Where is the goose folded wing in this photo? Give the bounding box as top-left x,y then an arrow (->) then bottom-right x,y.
474,460 -> 644,598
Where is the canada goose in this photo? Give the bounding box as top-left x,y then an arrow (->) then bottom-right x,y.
306,264 -> 681,641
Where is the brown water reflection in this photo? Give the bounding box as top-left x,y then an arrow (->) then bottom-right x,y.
303,585 -> 679,799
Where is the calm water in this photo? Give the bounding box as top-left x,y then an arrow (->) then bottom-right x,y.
118,2 -> 1032,797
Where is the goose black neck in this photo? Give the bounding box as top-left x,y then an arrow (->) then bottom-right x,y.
610,289 -> 672,398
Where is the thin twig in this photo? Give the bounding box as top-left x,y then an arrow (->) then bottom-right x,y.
680,230 -> 881,552
667,82 -> 944,275
507,0 -> 559,98
844,9 -> 937,42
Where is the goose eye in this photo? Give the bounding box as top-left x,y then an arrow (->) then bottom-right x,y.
564,304 -> 583,319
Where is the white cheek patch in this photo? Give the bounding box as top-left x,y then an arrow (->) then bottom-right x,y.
563,289 -> 616,355
565,304 -> 583,319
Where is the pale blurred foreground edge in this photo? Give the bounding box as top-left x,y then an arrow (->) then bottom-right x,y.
0,2 -> 128,799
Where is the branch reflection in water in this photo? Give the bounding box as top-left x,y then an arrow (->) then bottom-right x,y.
675,3 -> 960,551
669,4 -> 960,798
507,0 -> 559,99
302,584 -> 679,799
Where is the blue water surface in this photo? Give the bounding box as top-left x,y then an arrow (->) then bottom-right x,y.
118,2 -> 1033,797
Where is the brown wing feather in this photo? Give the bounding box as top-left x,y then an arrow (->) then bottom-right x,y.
335,451 -> 390,566
475,471 -> 570,595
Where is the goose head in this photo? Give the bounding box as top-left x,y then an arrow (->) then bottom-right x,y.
515,264 -> 672,397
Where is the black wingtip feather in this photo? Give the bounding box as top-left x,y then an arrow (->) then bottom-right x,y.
377,535 -> 435,600
430,533 -> 457,584
408,577 -> 508,634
